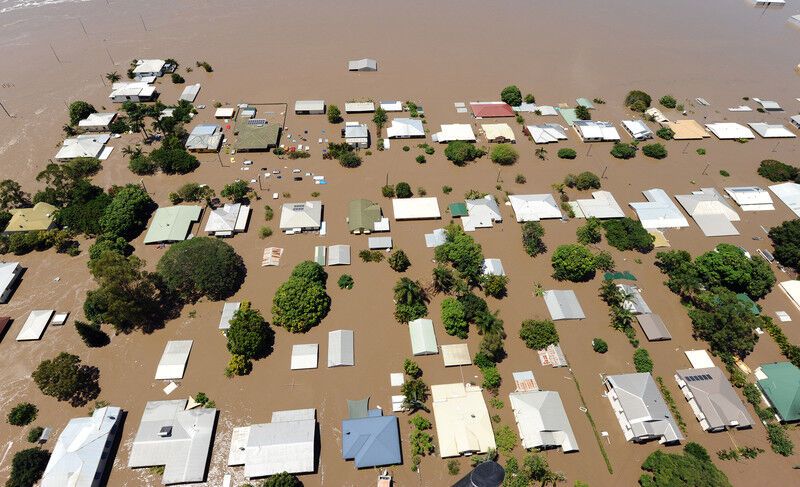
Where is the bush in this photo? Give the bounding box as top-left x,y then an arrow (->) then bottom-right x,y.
603,218 -> 654,253
74,321 -> 110,347
719,170 -> 730,177
519,319 -> 559,350
388,250 -> 411,272
441,298 -> 468,338
494,425 -> 517,454
447,459 -> 461,475
524,93 -> 535,104
624,90 -> 651,112
769,219 -> 800,270
521,221 -> 546,257
68,101 -> 96,126
261,472 -> 302,487
557,148 -> 577,159
551,244 -> 596,282
444,141 -> 485,166
656,127 -> 674,140
338,274 -> 354,290
272,276 -> 330,333
480,274 -> 508,299
395,182 -> 412,198
757,159 -> 798,182
481,365 -> 502,392
594,251 -> 615,271
575,105 -> 591,120
490,144 -> 518,165
415,154 -> 426,164
327,104 -> 342,124
224,354 -> 251,377
515,174 -> 526,184
359,249 -> 385,262
157,238 -> 246,301
633,349 -> 654,372
26,426 -> 44,443
100,184 -> 155,240
766,423 -> 794,456
592,338 -> 608,353
381,184 -> 395,198
128,155 -> 158,175
403,358 -> 422,378
577,217 -> 602,244
642,143 -> 667,159
338,151 -> 362,168
6,448 -> 50,487
221,180 -> 253,203
259,226 -> 272,239
659,95 -> 677,109
575,171 -> 600,190
7,403 -> 38,426
149,137 -> 200,174
171,73 -> 185,83
610,142 -> 636,159
500,85 -> 523,106
639,447 -> 732,487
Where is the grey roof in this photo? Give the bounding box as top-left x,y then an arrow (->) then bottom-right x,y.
342,414 -> 401,468
605,373 -> 682,443
294,100 -> 325,112
328,329 -> 355,367
42,406 -> 122,487
179,83 -> 201,102
348,58 -> 377,71
409,318 -> 438,355
238,409 -> 316,477
128,400 -> 217,484
636,314 -> 672,341
219,302 -> 241,330
344,122 -> 369,139
509,391 -> 578,452
368,236 -> 393,249
0,262 -> 21,303
675,188 -> 740,237
327,245 -> 351,265
279,201 -> 323,230
675,367 -> 754,431
618,284 -> 651,315
543,290 -> 585,320
185,124 -> 222,151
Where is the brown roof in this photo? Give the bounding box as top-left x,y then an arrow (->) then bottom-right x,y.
0,317 -> 11,337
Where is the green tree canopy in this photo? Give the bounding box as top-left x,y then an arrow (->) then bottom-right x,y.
388,250 -> 411,272
602,217 -> 654,253
639,443 -> 732,487
220,180 -> 254,203
577,217 -> 602,244
68,100 -> 96,126
434,225 -> 485,283
444,141 -> 485,166
148,135 -> 199,174
31,353 -> 99,406
521,221 -> 546,257
769,219 -> 800,271
551,244 -> 596,282
441,297 -> 468,338
500,85 -> 523,106
519,319 -> 559,350
688,288 -> 763,360
575,105 -> 591,120
490,144 -> 518,165
693,243 -> 775,299
261,472 -> 303,487
99,184 -> 156,240
757,159 -> 799,182
6,448 -> 50,487
624,90 -> 652,112
227,302 -> 273,359
157,237 -> 246,301
272,277 -> 330,333
327,104 -> 342,124
0,180 -> 31,211
7,403 -> 38,426
290,260 -> 328,286
610,142 -> 637,159
395,182 -> 412,198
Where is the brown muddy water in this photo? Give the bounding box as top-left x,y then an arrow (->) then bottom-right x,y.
1,0 -> 800,486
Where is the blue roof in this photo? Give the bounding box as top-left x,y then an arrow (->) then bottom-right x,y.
341,414 -> 401,468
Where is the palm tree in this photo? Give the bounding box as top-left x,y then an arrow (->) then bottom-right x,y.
393,278 -> 427,306
542,471 -> 566,486
105,71 -> 121,83
431,265 -> 455,294
121,145 -> 142,158
535,147 -> 548,160
62,124 -> 77,137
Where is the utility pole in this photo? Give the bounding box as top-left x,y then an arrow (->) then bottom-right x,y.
139,14 -> 148,32
772,141 -> 780,153
702,163 -> 710,176
682,142 -> 689,154
79,19 -> 88,37
586,144 -> 592,157
49,43 -> 62,64
0,100 -> 11,118
600,165 -> 608,179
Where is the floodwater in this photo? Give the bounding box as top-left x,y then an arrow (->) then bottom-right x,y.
1,0 -> 800,486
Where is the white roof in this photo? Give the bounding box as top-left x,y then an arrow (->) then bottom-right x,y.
675,188 -> 740,236
482,123 -> 515,141
16,309 -> 54,341
56,134 -> 109,160
155,340 -> 193,380
748,122 -> 796,139
770,182 -> 800,217
483,258 -> 505,276
432,383 -> 496,457
215,107 -> 235,118
526,124 -> 568,144
780,281 -> 800,312
294,100 -> 325,112
705,123 -> 755,140
344,102 -> 375,113
605,373 -> 683,444
0,262 -> 21,298
509,391 -> 578,452
409,318 -> 438,355
348,58 -> 377,70
344,122 -> 369,141
573,120 -> 620,141
629,188 -> 690,229
328,330 -> 355,367
368,236 -> 393,249
205,203 -> 250,234
685,350 -> 716,369
433,124 -> 476,142
441,343 -> 472,366
753,98 -> 782,111
462,195 -> 502,231
327,244 -> 351,265
279,201 -> 323,230
724,186 -> 774,211
230,409 -> 316,477
42,406 -> 122,487
77,112 -> 116,128
179,83 -> 201,102
132,59 -> 166,74
509,194 -> 561,221
571,191 -> 625,219
386,118 -> 425,138
543,290 -> 585,320
290,344 -> 319,370
645,107 -> 669,123
218,302 -> 241,330
392,197 -> 441,220
128,399 -> 217,484
109,82 -> 156,99
621,120 -> 654,140
380,100 -> 403,112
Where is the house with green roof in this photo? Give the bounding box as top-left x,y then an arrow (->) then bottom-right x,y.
143,205 -> 203,244
3,202 -> 57,234
756,362 -> 800,423
347,199 -> 388,234
233,109 -> 280,151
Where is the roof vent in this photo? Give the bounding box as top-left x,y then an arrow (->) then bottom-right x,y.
158,426 -> 173,437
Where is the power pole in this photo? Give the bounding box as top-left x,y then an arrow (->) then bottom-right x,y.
49,43 -> 62,64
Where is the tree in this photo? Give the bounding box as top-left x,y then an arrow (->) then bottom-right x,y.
435,225 -> 485,283
148,136 -> 199,174
659,95 -> 677,108
373,107 -> 388,133
688,289 -> 762,359
337,274 -> 354,289
575,105 -> 591,120
170,182 -> 215,204
34,158 -> 102,207
157,238 -> 246,301
32,353 -> 99,406
500,85 -> 523,106
395,182 -> 412,198
272,276 -> 330,333
0,180 -> 30,211
7,403 -> 37,426
327,104 -> 342,124
128,154 -> 158,175
432,265 -> 456,294
481,274 -> 508,298
557,148 -> 577,159
610,142 -> 636,159
458,292 -> 489,323
68,101 -> 96,126
694,244 -> 775,299
642,143 -> 667,159
5,448 -> 50,487
105,71 -> 121,83
519,319 -> 559,350
639,445 -> 732,487
592,338 -> 608,353
55,182 -> 111,236
171,72 -> 185,83
74,320 -> 110,347
524,93 -> 536,104
338,151 -> 362,168
220,180 -> 253,203
290,260 -> 328,286
441,297 -> 468,338
388,250 -> 411,272
551,244 -> 596,282
633,349 -> 654,372
624,90 -> 652,112
261,472 -> 303,487
100,184 -> 156,240
577,217 -> 602,244
757,159 -> 798,182
227,302 -> 273,359
657,127 -> 675,140
766,423 -> 794,456
769,219 -> 800,271
594,250 -> 615,272
403,358 -> 422,378
490,144 -> 518,165
444,141 -> 485,166
603,218 -> 654,253
401,378 -> 430,412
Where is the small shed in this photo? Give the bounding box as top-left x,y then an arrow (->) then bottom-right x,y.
344,102 -> 375,113
483,259 -> 505,276
409,319 -> 438,355
314,246 -> 326,266
179,83 -> 201,103
291,344 -> 319,370
327,245 -> 351,266
368,236 -> 393,250
215,107 -> 236,119
348,58 -> 377,71
542,290 -> 585,321
328,330 -> 355,367
636,314 -> 672,341
685,350 -> 715,369
155,340 -> 193,380
442,344 -> 472,366
16,310 -> 54,341
294,100 -> 325,115
218,302 -> 241,331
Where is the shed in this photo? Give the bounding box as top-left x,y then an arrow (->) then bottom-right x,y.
685,350 -> 715,369
218,302 -> 241,330
16,309 -> 54,341
392,197 -> 441,220
543,290 -> 585,320
327,245 -> 351,266
409,318 -> 438,355
442,343 -> 472,366
179,83 -> 201,102
155,340 -> 193,380
348,58 -> 377,71
483,258 -> 505,276
215,107 -> 236,119
344,102 -> 376,113
380,101 -> 403,112
368,236 -> 393,250
0,262 -> 22,304
290,344 -> 319,370
314,246 -> 326,265
328,330 -> 355,367
636,314 -> 672,341
779,281 -> 800,312
294,100 -> 325,115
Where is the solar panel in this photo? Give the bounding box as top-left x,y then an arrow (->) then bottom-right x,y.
247,118 -> 267,126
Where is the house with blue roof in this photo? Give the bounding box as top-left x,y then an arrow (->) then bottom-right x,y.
341,412 -> 401,468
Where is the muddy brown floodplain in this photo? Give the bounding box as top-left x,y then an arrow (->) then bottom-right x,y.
1,0 -> 800,486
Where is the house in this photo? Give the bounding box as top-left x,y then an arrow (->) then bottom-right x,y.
769,182 -> 800,217
753,98 -> 782,111
179,83 -> 201,103
128,399 -> 217,484
143,205 -> 202,244
573,121 -> 620,142
748,123 -> 796,138
755,362 -> 800,423
228,409 -> 316,478
342,122 -> 369,148
279,201 -> 323,233
724,186 -> 775,211
674,367 -> 754,431
55,134 -> 111,161
462,195 -> 502,231
662,120 -> 710,140
78,112 -> 117,132
0,262 -> 22,304
442,344 -> 471,366
342,412 -> 400,468
621,120 -> 653,140
432,383 -> 496,457
41,406 -> 123,487
790,115 -> 800,130
109,82 -> 158,103
508,194 -> 562,221
780,281 -> 800,312
234,111 -> 281,151
204,203 -> 251,237
344,102 -> 375,113
16,309 -> 54,341
509,390 -> 578,452
482,123 -> 516,143
629,189 -> 689,229
154,340 -> 193,380
4,202 -> 57,234
604,373 -> 683,444
348,58 -> 377,71
432,124 -> 476,143
132,59 -> 170,78
525,124 -> 568,144
380,100 -> 403,112
636,314 -> 672,341
618,284 -> 651,315
470,102 -> 514,118
705,123 -> 755,140
294,100 -> 325,115
409,318 -> 438,355
570,191 -> 625,219
543,290 -> 585,321
185,124 -> 223,152
386,118 -> 425,138
328,330 -> 355,367
348,199 -> 389,233
675,188 -> 740,237
392,197 -> 441,220
218,302 -> 241,331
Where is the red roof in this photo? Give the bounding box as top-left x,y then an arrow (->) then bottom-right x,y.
470,102 -> 514,118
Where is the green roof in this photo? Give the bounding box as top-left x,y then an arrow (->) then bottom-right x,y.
448,202 -> 468,217
736,293 -> 760,315
234,122 -> 280,151
576,97 -> 595,109
558,108 -> 579,126
5,202 -> 57,233
348,199 -> 383,232
757,362 -> 800,422
143,205 -> 202,244
603,271 -> 637,281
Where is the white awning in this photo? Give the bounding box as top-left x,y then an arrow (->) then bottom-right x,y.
155,340 -> 193,380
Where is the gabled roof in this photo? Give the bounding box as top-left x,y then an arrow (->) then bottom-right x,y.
636,314 -> 672,341
348,199 -> 384,232
663,119 -> 709,140
55,134 -> 109,160
5,202 -> 57,233
179,83 -> 201,102
629,189 -> 689,229
509,391 -> 578,452
482,123 -> 516,141
342,414 -> 401,468
675,367 -> 753,430
748,123 -> 795,138
279,201 -> 323,230
470,102 -> 514,118
432,383 -> 496,457
348,58 -> 377,71
143,205 -> 202,244
409,318 -> 438,355
757,362 -> 800,422
218,302 -> 241,330
327,245 -> 351,265
132,59 -> 166,74
780,281 -> 800,312
462,195 -> 502,231
675,188 -> 740,236
386,118 -> 425,138
328,330 -> 355,367
724,186 -> 774,211
392,197 -> 441,220
204,203 -> 250,235
621,120 -> 653,140
16,309 -> 54,341
605,373 -> 682,443
618,284 -> 651,315
234,117 -> 280,151
483,258 -> 505,276
509,194 -> 561,222
0,262 -> 21,300
526,124 -> 568,144
109,82 -> 156,99
294,100 -> 325,112
185,124 -> 222,151
543,290 -> 585,320
705,122 -> 755,140
344,102 -> 376,113
155,340 -> 193,380
433,124 -> 476,143
571,191 -> 625,219
770,182 -> 800,217
78,112 -> 116,128
573,120 -> 620,141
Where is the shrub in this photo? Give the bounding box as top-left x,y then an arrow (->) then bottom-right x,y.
128,155 -> 157,175
171,73 -> 185,83
388,250 -> 411,272
416,155 -> 426,164
494,425 -> 517,454
697,148 -> 706,156
442,185 -> 453,194
633,349 -> 654,372
381,184 -> 395,197
551,244 -> 596,282
642,143 -> 667,159
557,148 -> 577,159
445,141 -> 485,166
519,319 -> 559,350
639,446 -> 731,487
624,90 -> 652,112
758,159 -> 798,182
500,85 -> 523,106
659,95 -> 677,108
337,274 -> 354,290
515,174 -> 526,184
594,251 -> 615,271
338,151 -> 362,168
481,366 -> 502,392
766,423 -> 794,456
327,104 -> 342,124
593,338 -> 608,353
7,403 -> 38,426
656,127 -> 674,140
521,221 -> 546,257
395,182 -> 412,198
719,170 -> 730,177
575,171 -> 601,190
26,426 -> 44,443
359,249 -> 385,262
575,105 -> 591,120
403,358 -> 422,378
480,274 -> 508,299
610,142 -> 636,159
447,459 -> 460,475
602,218 -> 654,253
261,472 -> 302,487
577,217 -> 602,244
490,144 -> 518,165
769,219 -> 800,270
157,238 -> 246,301
259,226 -> 273,239
402,145 -> 410,152
224,354 -> 251,378
524,93 -> 535,104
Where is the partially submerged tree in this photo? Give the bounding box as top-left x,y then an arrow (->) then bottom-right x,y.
157,238 -> 246,301
32,353 -> 100,406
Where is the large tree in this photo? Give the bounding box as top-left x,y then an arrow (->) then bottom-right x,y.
99,184 -> 156,240
519,319 -> 559,350
272,277 -> 330,333
226,302 -> 273,359
688,288 -> 762,360
434,224 -> 485,283
6,448 -> 50,487
31,353 -> 99,406
0,179 -> 30,211
157,237 -> 246,301
693,243 -> 775,299
68,100 -> 96,126
602,217 -> 654,253
639,443 -> 731,487
551,244 -> 596,282
769,219 -> 800,271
